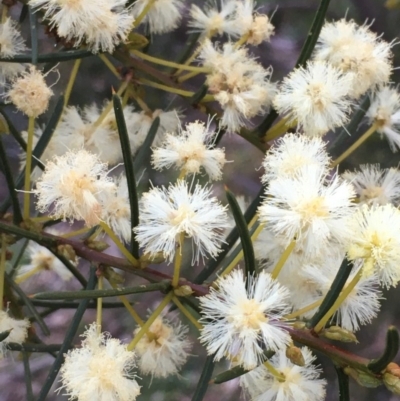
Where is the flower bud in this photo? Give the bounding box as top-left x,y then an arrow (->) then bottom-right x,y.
286,344 -> 305,366
86,239 -> 110,252
174,285 -> 193,297
57,244 -> 77,263
384,372 -> 400,394
344,366 -> 381,388
320,326 -> 358,343
385,362 -> 400,377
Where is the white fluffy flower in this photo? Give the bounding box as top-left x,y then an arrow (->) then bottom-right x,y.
100,175 -> 131,243
134,180 -> 229,263
132,0 -> 184,34
0,311 -> 30,357
0,18 -> 27,84
273,61 -> 353,137
343,164 -> 400,206
151,120 -> 226,180
34,149 -> 115,226
254,228 -> 339,311
199,269 -> 291,369
59,323 -> 140,401
240,347 -> 326,401
55,104 -> 148,165
314,19 -> 393,98
347,204 -> 400,288
188,0 -> 238,37
134,316 -> 191,378
258,166 -> 355,257
200,39 -> 276,132
366,86 -> 400,152
301,259 -> 381,331
29,0 -> 134,53
17,236 -> 75,283
6,66 -> 53,117
233,0 -> 275,45
262,133 -> 331,183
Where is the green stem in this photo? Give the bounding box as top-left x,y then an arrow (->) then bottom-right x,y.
139,78 -> 214,101
33,281 -> 171,300
96,275 -> 103,333
127,291 -> 173,351
284,298 -> 322,319
15,265 -> 42,284
131,49 -> 209,72
64,58 -> 81,107
99,221 -> 139,267
332,124 -> 378,167
271,240 -> 296,280
172,232 -> 185,288
172,296 -> 203,330
133,0 -> 157,27
98,54 -> 120,78
263,116 -> 294,142
23,116 -> 35,220
61,226 -> 91,239
314,269 -> 363,332
108,280 -> 144,326
263,360 -> 285,382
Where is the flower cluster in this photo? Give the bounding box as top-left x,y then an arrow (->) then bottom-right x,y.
4,2 -> 400,401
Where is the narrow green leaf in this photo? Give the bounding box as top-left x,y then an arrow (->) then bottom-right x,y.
0,136 -> 23,224
7,342 -> 64,352
28,7 -> 38,65
33,280 -> 171,300
213,350 -> 275,384
190,84 -> 209,104
225,188 -> 255,276
0,220 -> 57,247
19,4 -> 28,23
0,329 -> 11,342
295,0 -> 331,68
0,95 -> 64,214
22,352 -> 34,401
36,267 -> 97,401
255,0 -> 331,137
172,32 -> 201,71
0,49 -> 93,63
5,274 -> 50,336
255,108 -> 279,138
0,109 -> 28,152
191,355 -> 215,401
308,259 -> 353,329
368,326 -> 400,373
26,299 -> 127,309
113,95 -> 140,258
194,186 -> 263,284
133,116 -> 160,171
335,366 -> 350,401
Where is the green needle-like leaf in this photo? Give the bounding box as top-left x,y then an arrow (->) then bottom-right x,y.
133,116 -> 160,171
191,355 -> 215,401
308,259 -> 353,329
368,326 -> 400,373
113,94 -> 140,258
225,188 -> 256,276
